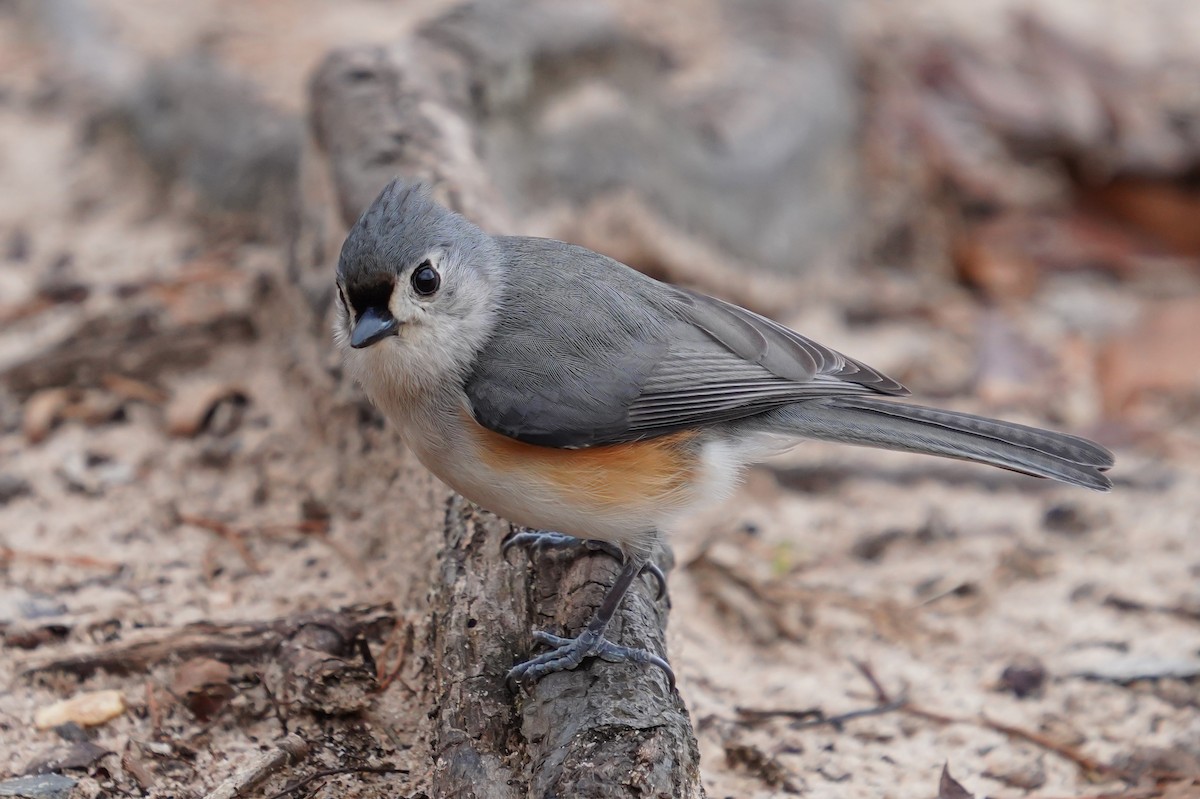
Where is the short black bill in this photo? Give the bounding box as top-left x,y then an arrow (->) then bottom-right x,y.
350,306 -> 400,348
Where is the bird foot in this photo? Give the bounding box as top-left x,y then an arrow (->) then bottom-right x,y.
506,630 -> 676,691
501,529 -> 667,600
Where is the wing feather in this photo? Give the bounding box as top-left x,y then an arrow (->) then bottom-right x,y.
464,239 -> 907,448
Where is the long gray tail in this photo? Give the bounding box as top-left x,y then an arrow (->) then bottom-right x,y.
764,397 -> 1114,491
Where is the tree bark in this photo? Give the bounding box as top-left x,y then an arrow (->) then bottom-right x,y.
305,25 -> 704,799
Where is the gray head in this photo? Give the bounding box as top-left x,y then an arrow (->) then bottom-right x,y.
334,180 -> 502,403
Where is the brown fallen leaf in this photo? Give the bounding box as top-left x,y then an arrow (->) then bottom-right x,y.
171,657 -> 235,721
58,390 -> 124,426
23,741 -> 112,776
34,689 -> 126,729
165,380 -> 248,437
22,388 -> 73,444
954,222 -> 1041,302
1098,297 -> 1200,416
102,374 -> 170,405
1081,177 -> 1200,258
938,763 -> 974,799
120,745 -> 156,791
724,741 -> 804,794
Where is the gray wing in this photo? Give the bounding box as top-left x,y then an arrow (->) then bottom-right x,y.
464,237 -> 908,448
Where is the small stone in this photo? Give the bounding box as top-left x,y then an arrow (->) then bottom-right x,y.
0,774 -> 77,799
0,474 -> 32,505
851,528 -> 905,561
998,655 -> 1048,699
5,227 -> 30,262
983,753 -> 1046,791
1042,503 -> 1090,536
23,741 -> 111,776
17,594 -> 67,620
56,451 -> 133,496
34,689 -> 126,730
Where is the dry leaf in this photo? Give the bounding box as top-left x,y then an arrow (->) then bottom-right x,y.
23,741 -> 111,776
1082,178 -> 1200,258
22,388 -> 73,444
937,763 -> 974,799
165,380 -> 248,437
34,689 -> 126,729
1098,297 -> 1200,415
102,374 -> 169,405
171,657 -> 235,721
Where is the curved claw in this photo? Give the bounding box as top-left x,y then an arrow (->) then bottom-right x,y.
503,530 -> 668,600
507,629 -> 676,692
641,561 -> 668,602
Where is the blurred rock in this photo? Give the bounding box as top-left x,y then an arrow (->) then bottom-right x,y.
851,527 -> 905,562
1041,502 -> 1092,536
118,55 -> 300,233
424,0 -> 861,276
997,654 -> 1047,699
0,474 -> 32,505
56,451 -> 133,496
982,752 -> 1045,791
0,774 -> 77,799
22,741 -> 110,776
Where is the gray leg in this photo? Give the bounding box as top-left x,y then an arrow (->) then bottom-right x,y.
506,553 -> 676,691
501,529 -> 667,600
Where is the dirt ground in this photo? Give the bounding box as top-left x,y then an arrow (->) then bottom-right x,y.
2,1 -> 1199,798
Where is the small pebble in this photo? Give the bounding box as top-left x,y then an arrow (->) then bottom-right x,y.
998,655 -> 1047,699
0,774 -> 77,799
0,474 -> 32,505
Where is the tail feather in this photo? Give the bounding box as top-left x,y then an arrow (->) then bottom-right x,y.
765,397 -> 1113,491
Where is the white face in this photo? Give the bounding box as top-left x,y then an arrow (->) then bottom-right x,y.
334,244 -> 500,417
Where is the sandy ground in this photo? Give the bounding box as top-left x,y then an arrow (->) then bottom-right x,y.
2,1 -> 1199,798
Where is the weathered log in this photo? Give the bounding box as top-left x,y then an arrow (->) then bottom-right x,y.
306,22 -> 704,798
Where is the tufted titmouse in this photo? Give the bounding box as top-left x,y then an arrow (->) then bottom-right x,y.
334,180 -> 1113,690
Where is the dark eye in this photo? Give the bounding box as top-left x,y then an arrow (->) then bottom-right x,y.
336,284 -> 350,315
411,262 -> 440,296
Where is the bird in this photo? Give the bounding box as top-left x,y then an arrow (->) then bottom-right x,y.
333,179 -> 1113,691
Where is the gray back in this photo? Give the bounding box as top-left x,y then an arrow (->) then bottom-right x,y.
465,237 -> 905,448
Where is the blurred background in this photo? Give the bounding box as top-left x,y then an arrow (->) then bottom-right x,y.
1,0 -> 1198,796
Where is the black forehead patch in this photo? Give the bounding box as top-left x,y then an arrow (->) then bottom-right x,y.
345,275 -> 394,315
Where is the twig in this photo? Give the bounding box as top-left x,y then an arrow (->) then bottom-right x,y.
901,704 -> 1118,777
978,714 -> 1117,778
201,734 -> 310,799
257,673 -> 291,737
23,604 -> 395,677
145,680 -> 162,736
376,620 -> 414,691
800,660 -> 1135,781
790,698 -> 908,730
851,658 -> 892,704
178,514 -> 264,574
0,544 -> 122,571
735,706 -> 823,725
1025,792 -> 1167,799
264,765 -> 407,799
